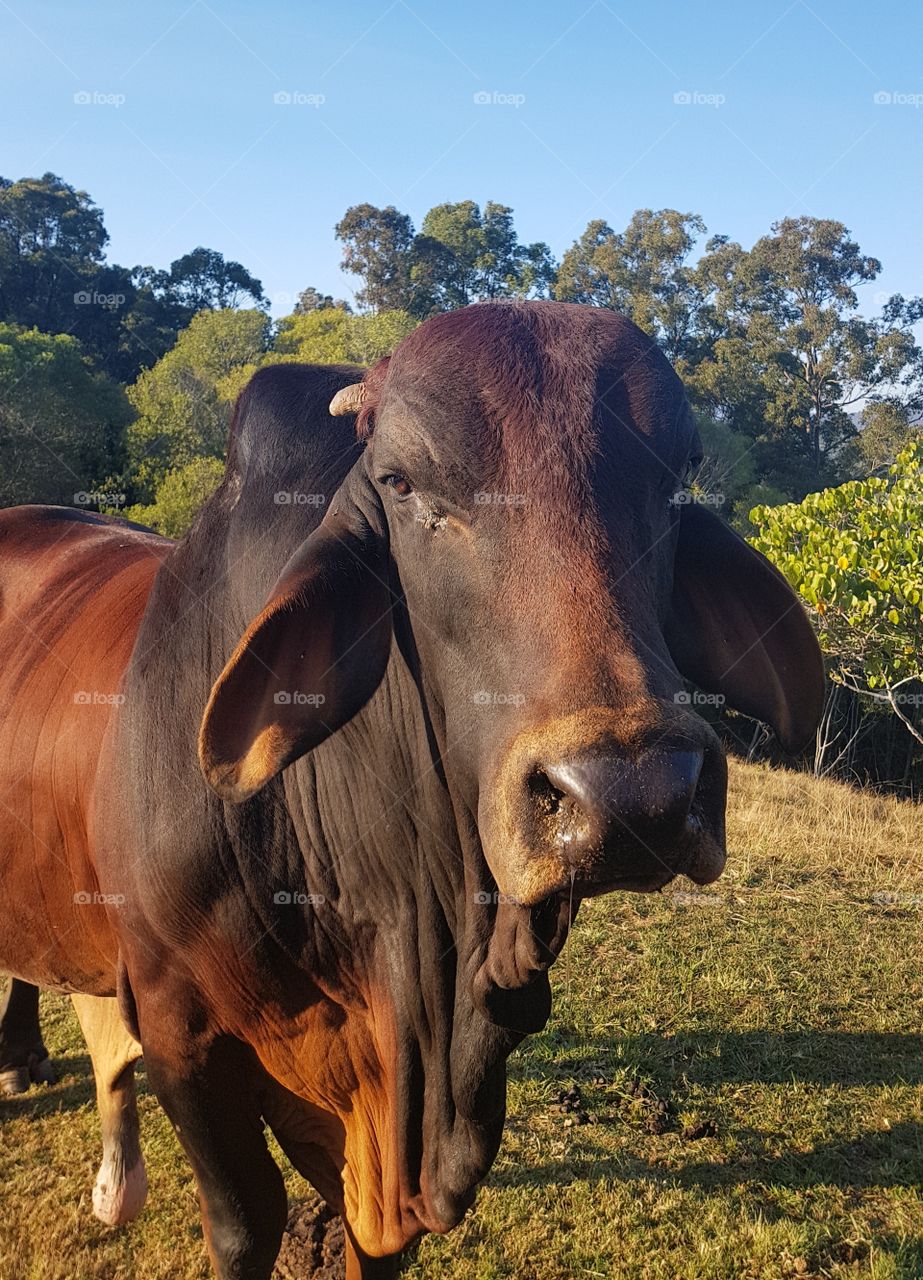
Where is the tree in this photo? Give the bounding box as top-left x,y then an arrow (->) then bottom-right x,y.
723,219 -> 923,489
274,308 -> 417,365
335,204 -> 415,312
555,210 -> 705,361
0,324 -> 131,507
293,286 -> 351,314
124,308 -> 269,501
122,456 -> 225,538
856,401 -> 921,471
0,173 -> 140,378
750,441 -> 923,743
335,200 -> 555,318
411,201 -> 555,315
158,247 -> 266,314
0,173 -> 108,331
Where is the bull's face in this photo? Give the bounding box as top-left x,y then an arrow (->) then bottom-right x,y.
200,303 -> 823,911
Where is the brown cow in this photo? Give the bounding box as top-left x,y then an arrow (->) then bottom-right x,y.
0,304 -> 824,1278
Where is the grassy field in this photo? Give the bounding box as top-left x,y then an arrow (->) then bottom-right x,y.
2,760 -> 922,1279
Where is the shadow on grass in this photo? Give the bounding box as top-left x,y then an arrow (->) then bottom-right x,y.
494,1118 -> 923,1192
0,1052 -> 94,1119
501,1028 -> 923,1194
517,1029 -> 923,1087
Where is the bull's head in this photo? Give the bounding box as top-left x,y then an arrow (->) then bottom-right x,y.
200,303 -> 822,913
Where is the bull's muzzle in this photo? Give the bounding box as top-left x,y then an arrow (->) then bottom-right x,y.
527,745 -> 721,892
481,709 -> 728,904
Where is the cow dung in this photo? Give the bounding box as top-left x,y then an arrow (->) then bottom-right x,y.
274,1196 -> 346,1279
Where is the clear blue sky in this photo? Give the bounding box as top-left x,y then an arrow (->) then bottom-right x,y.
2,0 -> 921,316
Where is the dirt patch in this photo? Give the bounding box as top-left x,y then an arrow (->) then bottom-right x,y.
274,1196 -> 346,1280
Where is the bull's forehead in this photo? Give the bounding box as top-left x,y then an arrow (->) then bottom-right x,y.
373,302 -> 694,496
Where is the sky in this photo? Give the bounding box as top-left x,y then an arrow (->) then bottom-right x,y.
1,0 -> 921,317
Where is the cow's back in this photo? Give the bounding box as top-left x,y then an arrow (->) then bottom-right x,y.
0,506 -> 171,993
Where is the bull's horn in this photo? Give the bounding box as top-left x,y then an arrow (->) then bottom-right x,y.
329,383 -> 367,416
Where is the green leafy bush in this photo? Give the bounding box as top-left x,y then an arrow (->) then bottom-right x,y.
750,442 -> 923,735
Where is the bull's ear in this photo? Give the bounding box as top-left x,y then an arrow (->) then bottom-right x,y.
665,503 -> 824,753
199,466 -> 393,802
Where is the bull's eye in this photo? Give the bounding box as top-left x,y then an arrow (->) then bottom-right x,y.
382,473 -> 413,499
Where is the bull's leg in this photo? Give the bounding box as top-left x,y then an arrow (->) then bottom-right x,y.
144,1034 -> 287,1280
344,1234 -> 403,1279
0,979 -> 56,1095
71,993 -> 147,1226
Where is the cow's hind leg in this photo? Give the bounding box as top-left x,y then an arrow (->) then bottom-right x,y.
0,979 -> 56,1095
71,993 -> 147,1226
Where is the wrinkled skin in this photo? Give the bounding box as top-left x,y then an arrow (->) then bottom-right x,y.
0,305 -> 824,1279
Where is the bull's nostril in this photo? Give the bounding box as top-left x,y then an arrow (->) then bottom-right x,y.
528,769 -> 593,850
527,770 -> 565,816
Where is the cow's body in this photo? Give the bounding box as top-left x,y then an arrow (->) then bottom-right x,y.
0,507 -> 168,992
0,306 -> 824,1279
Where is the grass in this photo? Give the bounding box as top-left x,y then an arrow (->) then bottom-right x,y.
2,759 -> 922,1279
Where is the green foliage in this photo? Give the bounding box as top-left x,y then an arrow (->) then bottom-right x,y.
749,441 -> 923,696
125,308 -> 269,501
274,308 -> 417,364
0,323 -> 131,507
122,456 -> 225,538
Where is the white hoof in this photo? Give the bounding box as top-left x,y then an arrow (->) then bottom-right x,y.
92,1157 -> 148,1226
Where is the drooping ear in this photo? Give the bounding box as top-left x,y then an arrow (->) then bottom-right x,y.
665,503 -> 825,753
199,464 -> 393,802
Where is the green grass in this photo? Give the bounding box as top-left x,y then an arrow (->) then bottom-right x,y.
2,760 -> 922,1279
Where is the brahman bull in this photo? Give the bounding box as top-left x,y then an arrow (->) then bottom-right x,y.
0,302 -> 823,1277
